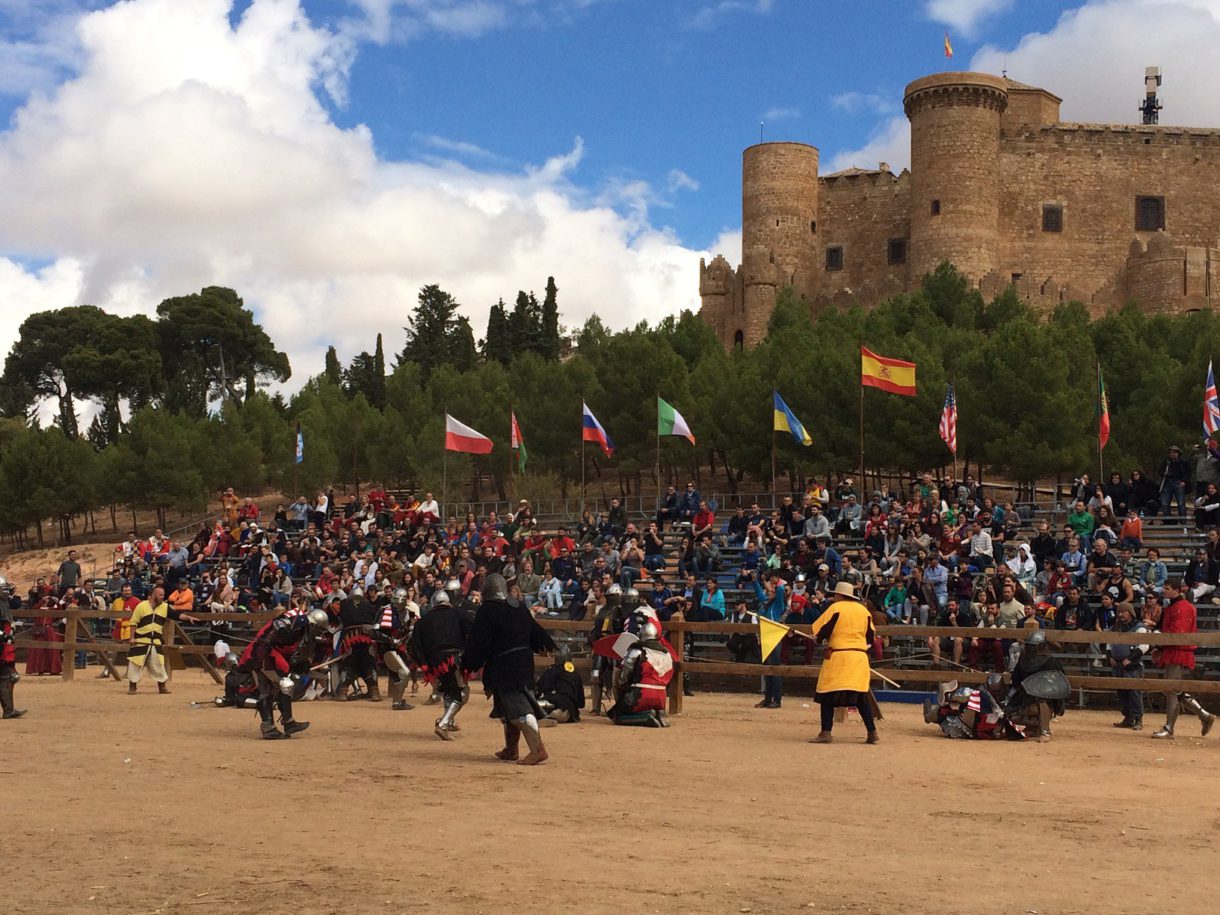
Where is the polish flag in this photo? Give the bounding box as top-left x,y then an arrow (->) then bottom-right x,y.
445,414 -> 493,454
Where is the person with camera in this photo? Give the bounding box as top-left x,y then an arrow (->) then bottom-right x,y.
928,596 -> 977,669
748,570 -> 787,709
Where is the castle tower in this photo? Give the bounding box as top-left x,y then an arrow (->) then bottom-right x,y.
904,72 -> 1008,281
740,142 -> 818,345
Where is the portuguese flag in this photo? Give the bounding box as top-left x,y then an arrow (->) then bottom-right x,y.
658,396 -> 695,445
1098,366 -> 1111,450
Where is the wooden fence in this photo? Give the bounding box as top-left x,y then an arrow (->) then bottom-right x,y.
16,612 -> 1220,716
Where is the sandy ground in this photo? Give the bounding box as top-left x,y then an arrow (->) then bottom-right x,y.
5,672 -> 1220,915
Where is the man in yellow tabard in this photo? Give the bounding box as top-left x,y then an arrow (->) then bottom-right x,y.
810,581 -> 879,744
127,585 -> 173,695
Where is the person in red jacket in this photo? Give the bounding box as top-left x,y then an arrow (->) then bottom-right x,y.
1151,579 -> 1217,739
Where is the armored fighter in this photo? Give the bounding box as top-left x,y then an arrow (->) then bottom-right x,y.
408,588 -> 474,740
238,606 -> 329,739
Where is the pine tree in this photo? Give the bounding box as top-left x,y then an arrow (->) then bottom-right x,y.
398,284 -> 462,382
484,298 -> 510,364
540,276 -> 560,361
324,346 -> 342,385
371,333 -> 386,408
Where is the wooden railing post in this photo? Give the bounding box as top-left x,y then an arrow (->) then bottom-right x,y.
62,608 -> 78,682
670,621 -> 685,715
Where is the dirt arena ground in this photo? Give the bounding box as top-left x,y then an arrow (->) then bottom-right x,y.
5,672 -> 1220,915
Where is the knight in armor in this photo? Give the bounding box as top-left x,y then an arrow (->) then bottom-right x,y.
0,578 -> 26,719
461,573 -> 557,765
336,589 -> 381,701
376,586 -> 416,711
212,641 -> 257,709
587,583 -> 625,715
1003,629 -> 1070,742
238,606 -> 330,739
923,674 -> 1023,740
536,644 -> 585,725
408,588 -> 474,740
608,611 -> 677,728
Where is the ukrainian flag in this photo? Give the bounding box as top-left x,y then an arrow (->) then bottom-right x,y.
773,392 -> 812,446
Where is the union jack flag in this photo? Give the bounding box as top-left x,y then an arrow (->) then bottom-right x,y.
1205,360 -> 1220,440
939,384 -> 957,455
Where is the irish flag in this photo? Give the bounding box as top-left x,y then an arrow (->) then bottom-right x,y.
658,396 -> 695,445
445,414 -> 493,454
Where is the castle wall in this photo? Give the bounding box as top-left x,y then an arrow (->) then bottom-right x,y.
814,171 -> 910,309
741,142 -> 819,304
998,125 -> 1220,307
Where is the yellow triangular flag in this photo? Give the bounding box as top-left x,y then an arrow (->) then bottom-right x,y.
758,616 -> 788,662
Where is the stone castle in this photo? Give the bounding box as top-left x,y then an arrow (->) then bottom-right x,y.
699,70 -> 1220,348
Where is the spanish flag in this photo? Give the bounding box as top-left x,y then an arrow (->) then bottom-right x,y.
944,32 -> 953,58
773,391 -> 812,446
861,346 -> 917,397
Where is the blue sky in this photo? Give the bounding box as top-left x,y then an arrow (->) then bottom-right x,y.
0,0 -> 1216,384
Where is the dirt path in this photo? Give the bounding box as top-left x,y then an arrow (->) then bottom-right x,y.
5,675 -> 1219,914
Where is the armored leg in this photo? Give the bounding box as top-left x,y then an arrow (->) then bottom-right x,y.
1,668 -> 26,719
589,681 -> 603,716
1180,693 -> 1216,735
1036,702 -> 1052,742
276,692 -> 309,736
516,714 -> 548,766
434,700 -> 462,741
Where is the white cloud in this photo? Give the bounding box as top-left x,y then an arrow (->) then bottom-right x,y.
824,116 -> 910,174
829,91 -> 896,116
414,132 -> 504,161
666,168 -> 699,193
762,106 -> 800,121
972,0 -> 1220,127
0,0 -> 715,389
925,0 -> 1014,37
686,0 -> 773,30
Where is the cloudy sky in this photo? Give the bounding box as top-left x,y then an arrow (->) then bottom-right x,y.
0,0 -> 1217,385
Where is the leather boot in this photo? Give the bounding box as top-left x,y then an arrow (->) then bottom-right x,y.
589,682 -> 602,716
366,678 -> 382,702
0,681 -> 25,719
494,722 -> 520,760
259,696 -> 284,739
517,716 -> 548,766
157,681 -> 171,694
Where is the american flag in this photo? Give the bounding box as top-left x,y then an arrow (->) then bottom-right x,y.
1205,360 -> 1220,440
939,383 -> 957,455
966,689 -> 981,713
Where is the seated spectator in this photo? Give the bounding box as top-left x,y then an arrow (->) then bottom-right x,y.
1086,539 -> 1119,592
693,535 -> 720,575
698,577 -> 726,622
834,494 -> 862,536
804,504 -> 832,544
692,501 -> 716,540
1060,537 -> 1087,587
677,481 -> 701,526
1185,546 -> 1219,603
1066,500 -> 1095,552
1006,543 -> 1037,593
726,507 -> 749,546
1119,509 -> 1143,552
656,485 -> 679,529
927,596 -> 977,668
1137,548 -> 1167,597
1195,483 -> 1220,530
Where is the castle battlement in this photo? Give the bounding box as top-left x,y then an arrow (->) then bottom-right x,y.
699,69 -> 1220,349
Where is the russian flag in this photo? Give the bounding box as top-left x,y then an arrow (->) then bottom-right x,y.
445,414 -> 494,454
581,402 -> 614,457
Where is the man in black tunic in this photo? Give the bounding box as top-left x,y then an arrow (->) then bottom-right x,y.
408,589 -> 474,740
461,573 -> 556,765
337,590 -> 380,701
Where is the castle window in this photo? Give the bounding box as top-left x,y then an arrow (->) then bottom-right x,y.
776,219 -> 780,227
887,238 -> 907,265
825,246 -> 844,272
1135,196 -> 1165,231
930,199 -> 941,216
733,330 -> 744,351
1011,273 -> 1023,285
810,221 -> 816,234
1042,204 -> 1063,233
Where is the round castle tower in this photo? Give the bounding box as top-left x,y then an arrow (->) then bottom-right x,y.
904,72 -> 1008,281
740,142 -> 818,345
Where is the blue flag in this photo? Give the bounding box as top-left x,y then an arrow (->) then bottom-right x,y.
295,423 -> 304,464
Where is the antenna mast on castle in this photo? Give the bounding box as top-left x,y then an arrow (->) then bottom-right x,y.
1140,66 -> 1162,125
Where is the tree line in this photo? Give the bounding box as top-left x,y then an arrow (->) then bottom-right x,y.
1,264 -> 1218,546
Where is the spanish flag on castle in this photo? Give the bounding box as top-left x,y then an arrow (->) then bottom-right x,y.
861,346 -> 917,396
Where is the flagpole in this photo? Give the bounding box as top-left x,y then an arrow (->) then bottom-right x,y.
770,388 -> 777,499
580,402 -> 586,516
951,374 -> 959,487
508,403 -> 514,501
442,408 -> 448,520
858,377 -> 866,497
1097,361 -> 1105,483
655,393 -> 662,512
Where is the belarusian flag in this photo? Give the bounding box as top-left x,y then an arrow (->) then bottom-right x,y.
1098,366 -> 1111,450
510,411 -> 528,472
657,396 -> 695,445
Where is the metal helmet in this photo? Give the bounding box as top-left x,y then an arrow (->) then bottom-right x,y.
1025,629 -> 1047,647
391,587 -> 410,610
949,685 -> 974,706
482,573 -> 509,602
306,608 -> 329,629
606,583 -> 623,608
444,578 -> 462,594
624,587 -> 641,612
430,590 -> 451,610
639,618 -> 660,641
